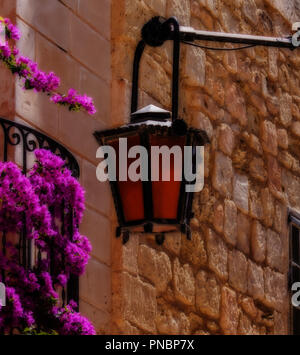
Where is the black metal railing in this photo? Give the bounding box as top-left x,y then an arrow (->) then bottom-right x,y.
0,117 -> 80,308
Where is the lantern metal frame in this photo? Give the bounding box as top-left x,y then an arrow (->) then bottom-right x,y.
94,17 -> 209,243
94,108 -> 208,243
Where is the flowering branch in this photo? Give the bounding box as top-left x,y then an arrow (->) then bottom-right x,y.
0,149 -> 95,335
0,17 -> 96,116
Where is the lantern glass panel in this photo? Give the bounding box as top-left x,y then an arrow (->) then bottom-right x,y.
150,135 -> 186,220
110,135 -> 145,222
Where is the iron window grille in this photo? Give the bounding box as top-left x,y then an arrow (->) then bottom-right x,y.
0,117 -> 80,310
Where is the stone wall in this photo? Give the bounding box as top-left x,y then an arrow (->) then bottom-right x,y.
110,0 -> 300,335
0,0 -> 113,334
1,0 -> 299,335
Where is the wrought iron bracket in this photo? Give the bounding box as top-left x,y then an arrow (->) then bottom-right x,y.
131,16 -> 181,122
131,16 -> 300,123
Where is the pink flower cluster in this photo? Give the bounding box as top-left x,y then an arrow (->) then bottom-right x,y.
3,18 -> 21,41
51,89 -> 97,115
0,41 -> 10,58
0,149 -> 95,335
16,56 -> 60,92
0,17 -> 96,115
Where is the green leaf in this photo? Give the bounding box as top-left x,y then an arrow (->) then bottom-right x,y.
25,79 -> 34,90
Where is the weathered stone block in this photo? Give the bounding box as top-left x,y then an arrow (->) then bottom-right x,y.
212,152 -> 233,198
277,129 -> 288,149
206,228 -> 228,281
225,82 -> 247,126
278,150 -> 294,170
196,270 -> 220,320
249,187 -> 264,220
251,221 -> 266,263
138,245 -> 172,293
114,272 -> 157,333
220,6 -> 240,32
191,112 -> 213,140
274,311 -> 288,335
238,313 -> 257,335
291,121 -> 300,138
164,232 -> 181,256
184,46 -> 206,87
217,124 -> 235,157
233,173 -> 249,214
140,53 -> 171,108
220,287 -> 240,335
265,0 -> 297,24
173,258 -> 195,306
261,188 -> 274,227
228,250 -> 248,293
223,199 -> 238,246
237,212 -> 251,255
156,302 -> 190,335
282,169 -> 300,209
268,48 -> 278,80
206,320 -> 219,334
261,120 -> 278,156
247,261 -> 264,302
249,157 -> 267,183
248,134 -> 263,155
181,231 -> 207,267
267,155 -> 282,198
223,51 -> 238,74
213,201 -> 224,234
166,0 -> 190,25
266,230 -> 284,273
264,267 -> 287,311
274,202 -> 285,234
279,93 -> 292,127
241,297 -> 258,320
242,0 -> 258,25
205,0 -> 218,14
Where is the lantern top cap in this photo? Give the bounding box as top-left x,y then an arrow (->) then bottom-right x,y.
131,104 -> 171,122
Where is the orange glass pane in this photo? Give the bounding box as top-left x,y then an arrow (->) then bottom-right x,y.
150,135 -> 186,220
110,136 -> 145,222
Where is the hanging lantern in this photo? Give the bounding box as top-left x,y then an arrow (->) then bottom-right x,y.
94,17 -> 209,243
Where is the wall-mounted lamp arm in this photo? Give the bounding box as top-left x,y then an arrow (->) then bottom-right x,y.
131,17 -> 300,125
179,26 -> 296,49
131,40 -> 146,115
131,17 -> 181,122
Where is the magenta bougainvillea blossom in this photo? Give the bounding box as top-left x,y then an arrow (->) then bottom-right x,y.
0,17 -> 96,115
51,89 -> 97,116
0,149 -> 95,335
3,18 -> 21,41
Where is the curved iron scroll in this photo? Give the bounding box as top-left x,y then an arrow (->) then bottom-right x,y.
131,17 -> 181,121
0,117 -> 80,310
0,117 -> 80,178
